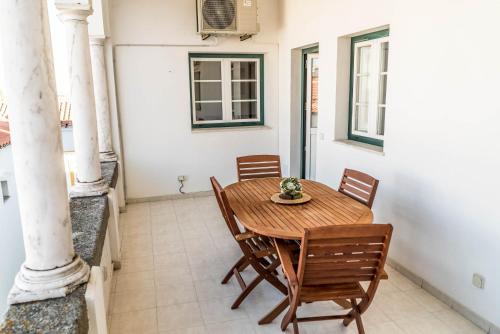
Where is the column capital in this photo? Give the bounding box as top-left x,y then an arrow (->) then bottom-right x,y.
55,0 -> 93,21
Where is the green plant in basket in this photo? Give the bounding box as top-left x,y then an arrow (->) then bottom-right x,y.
279,177 -> 303,200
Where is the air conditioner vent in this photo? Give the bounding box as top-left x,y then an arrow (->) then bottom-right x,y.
197,0 -> 259,38
202,0 -> 236,31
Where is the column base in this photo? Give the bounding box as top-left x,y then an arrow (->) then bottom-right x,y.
70,178 -> 109,198
8,255 -> 90,305
100,151 -> 118,162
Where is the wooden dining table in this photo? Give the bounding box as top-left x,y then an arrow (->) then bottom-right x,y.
225,177 -> 374,324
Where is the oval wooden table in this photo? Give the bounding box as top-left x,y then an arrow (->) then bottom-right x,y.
225,177 -> 374,324
225,178 -> 374,240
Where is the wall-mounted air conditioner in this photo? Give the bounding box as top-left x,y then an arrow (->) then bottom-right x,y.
196,0 -> 259,41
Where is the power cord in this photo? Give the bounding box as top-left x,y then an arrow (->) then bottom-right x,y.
179,179 -> 185,194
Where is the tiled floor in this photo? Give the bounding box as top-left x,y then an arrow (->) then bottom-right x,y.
109,196 -> 486,334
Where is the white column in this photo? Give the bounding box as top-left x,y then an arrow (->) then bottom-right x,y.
90,37 -> 117,162
56,1 -> 108,197
0,0 -> 89,304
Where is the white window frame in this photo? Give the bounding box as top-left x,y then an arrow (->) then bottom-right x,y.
350,35 -> 389,142
190,56 -> 262,126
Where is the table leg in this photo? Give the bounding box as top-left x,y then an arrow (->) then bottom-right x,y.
258,296 -> 289,325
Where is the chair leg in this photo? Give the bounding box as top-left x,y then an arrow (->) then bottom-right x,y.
281,285 -> 297,331
258,296 -> 289,325
350,299 -> 365,334
257,259 -> 288,295
221,256 -> 247,284
231,275 -> 263,309
292,317 -> 299,334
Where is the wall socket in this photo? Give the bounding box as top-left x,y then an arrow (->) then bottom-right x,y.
472,273 -> 485,289
177,175 -> 186,182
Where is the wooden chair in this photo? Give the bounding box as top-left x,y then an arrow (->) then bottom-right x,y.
210,176 -> 289,309
236,155 -> 282,181
338,169 -> 379,208
276,224 -> 393,334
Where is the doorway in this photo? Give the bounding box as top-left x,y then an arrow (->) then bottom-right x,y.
301,47 -> 319,180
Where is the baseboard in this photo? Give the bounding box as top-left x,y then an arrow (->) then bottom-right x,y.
387,258 -> 498,333
126,190 -> 213,204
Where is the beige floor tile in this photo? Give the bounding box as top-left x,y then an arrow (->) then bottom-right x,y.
394,313 -> 458,334
404,288 -> 447,312
361,321 -> 402,334
160,326 -> 207,334
109,308 -> 157,334
433,309 -> 486,333
115,270 -> 155,293
111,289 -> 156,314
300,321 -> 356,334
189,259 -> 229,281
156,278 -> 197,306
194,277 -> 240,302
154,252 -> 191,274
116,255 -> 155,274
154,234 -> 185,255
125,222 -> 152,237
205,319 -> 256,333
199,296 -> 249,324
157,302 -> 204,331
374,290 -> 430,321
389,271 -> 421,292
155,268 -> 194,286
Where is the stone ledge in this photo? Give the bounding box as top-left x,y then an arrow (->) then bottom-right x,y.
100,161 -> 118,189
0,164 -> 118,334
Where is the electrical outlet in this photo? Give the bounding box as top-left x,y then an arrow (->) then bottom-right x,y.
472,273 -> 485,289
177,175 -> 186,182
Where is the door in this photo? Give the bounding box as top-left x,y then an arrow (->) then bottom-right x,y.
304,53 -> 319,180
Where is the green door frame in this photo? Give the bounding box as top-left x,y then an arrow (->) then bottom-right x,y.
300,45 -> 319,179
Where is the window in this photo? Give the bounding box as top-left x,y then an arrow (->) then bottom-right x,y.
189,53 -> 264,128
349,30 -> 389,147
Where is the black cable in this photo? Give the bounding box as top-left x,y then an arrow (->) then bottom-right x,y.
179,180 -> 185,194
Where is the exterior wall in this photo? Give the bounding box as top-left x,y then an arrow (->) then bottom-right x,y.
0,147 -> 24,318
278,0 -> 500,327
110,0 -> 280,199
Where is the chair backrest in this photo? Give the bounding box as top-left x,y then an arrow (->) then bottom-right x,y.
236,155 -> 282,181
210,176 -> 242,238
297,224 -> 393,288
338,169 -> 379,208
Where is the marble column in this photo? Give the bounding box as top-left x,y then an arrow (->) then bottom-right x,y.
0,0 -> 89,304
90,37 -> 117,162
56,1 -> 108,197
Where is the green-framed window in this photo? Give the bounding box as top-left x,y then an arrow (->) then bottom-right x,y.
189,53 -> 264,128
349,29 -> 389,147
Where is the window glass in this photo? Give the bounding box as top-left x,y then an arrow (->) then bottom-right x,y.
194,82 -> 222,101
231,82 -> 257,100
357,46 -> 371,74
355,105 -> 369,132
232,101 -> 257,120
231,61 -> 256,80
193,61 -> 221,80
195,102 -> 223,121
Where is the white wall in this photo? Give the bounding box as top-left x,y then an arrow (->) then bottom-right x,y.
110,0 -> 281,198
278,0 -> 500,327
0,147 -> 24,318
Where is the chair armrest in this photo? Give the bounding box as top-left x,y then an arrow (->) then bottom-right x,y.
275,239 -> 299,287
235,231 -> 257,241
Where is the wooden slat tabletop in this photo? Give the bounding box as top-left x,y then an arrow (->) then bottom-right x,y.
225,178 -> 373,240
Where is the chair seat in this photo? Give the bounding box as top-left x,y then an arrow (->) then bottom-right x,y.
300,282 -> 366,302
